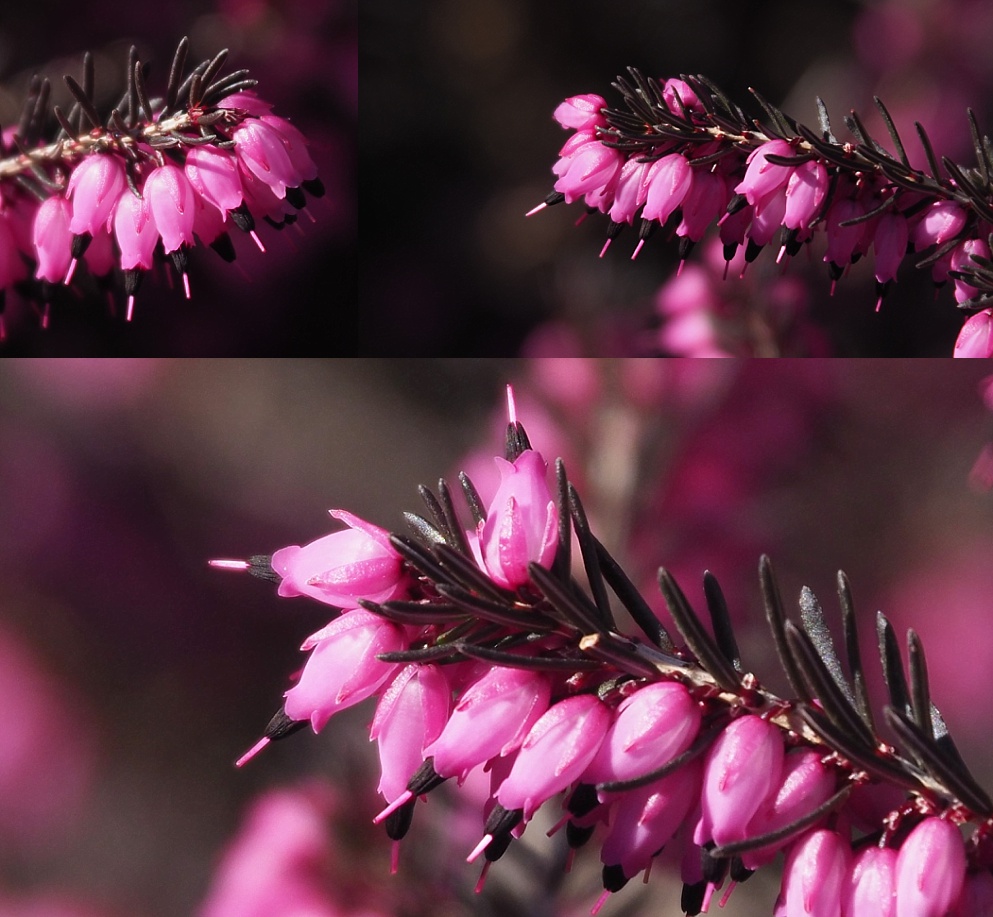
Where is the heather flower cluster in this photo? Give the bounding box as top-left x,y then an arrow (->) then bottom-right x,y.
218,391 -> 993,916
531,71 -> 993,356
0,38 -> 322,335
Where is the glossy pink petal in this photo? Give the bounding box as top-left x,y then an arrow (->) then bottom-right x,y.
145,163 -> 197,254
66,155 -> 126,236
32,196 -> 73,284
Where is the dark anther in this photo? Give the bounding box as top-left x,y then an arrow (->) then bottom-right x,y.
263,707 -> 306,741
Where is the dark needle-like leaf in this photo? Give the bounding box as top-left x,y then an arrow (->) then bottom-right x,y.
703,571 -> 742,672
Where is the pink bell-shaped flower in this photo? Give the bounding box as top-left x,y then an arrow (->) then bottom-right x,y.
271,509 -> 406,608
477,449 -> 557,590
113,190 -> 157,272
823,196 -> 868,270
741,748 -> 837,869
676,169 -> 729,242
894,817 -> 966,917
950,238 -> 991,304
283,609 -> 406,732
873,212 -> 909,285
608,157 -> 654,226
954,309 -> 993,358
553,139 -> 624,205
845,846 -> 897,917
423,666 -> 551,782
582,681 -> 701,789
662,78 -> 704,115
369,664 -> 451,803
911,201 -> 966,251
783,160 -> 828,231
495,693 -> 611,819
780,829 -> 851,917
66,154 -> 126,236
144,162 -> 197,255
734,139 -> 793,206
32,196 -> 73,284
185,145 -> 246,215
599,759 -> 703,887
694,714 -> 784,848
641,153 -> 693,225
233,118 -> 300,200
553,94 -> 608,131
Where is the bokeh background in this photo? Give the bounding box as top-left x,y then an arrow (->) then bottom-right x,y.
362,0 -> 993,355
0,0 -> 355,355
3,359 -> 993,915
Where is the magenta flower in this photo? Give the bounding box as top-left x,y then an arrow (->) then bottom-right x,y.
734,139 -> 793,206
423,666 -> 551,781
31,196 -> 72,285
582,681 -> 701,788
894,817 -> 966,917
641,153 -> 693,225
270,509 -> 406,608
599,760 -> 703,887
823,196 -> 868,273
846,846 -> 897,917
185,146 -> 246,216
779,829 -> 850,917
662,78 -> 703,114
369,664 -> 451,804
741,749 -> 837,869
608,157 -> 654,227
494,693 -> 611,819
477,449 -> 557,590
694,714 -> 784,847
232,118 -> 301,201
911,200 -> 966,250
783,160 -> 828,231
552,139 -> 623,206
283,609 -> 406,732
553,94 -> 608,131
144,163 -> 197,256
66,154 -> 126,237
676,169 -> 729,243
873,212 -> 910,286
954,309 -> 993,358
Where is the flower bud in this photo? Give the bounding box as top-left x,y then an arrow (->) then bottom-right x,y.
67,154 -> 126,236
694,715 -> 784,848
283,609 -> 406,732
145,163 -> 197,254
553,94 -> 608,131
582,681 -> 701,789
954,309 -> 993,358
32,196 -> 73,284
495,694 -> 611,819
780,829 -> 850,917
423,666 -> 551,781
271,509 -> 405,608
642,153 -> 693,225
369,664 -> 451,803
894,817 -> 966,917
735,139 -> 793,206
477,450 -> 557,590
783,160 -> 828,231
845,846 -> 896,917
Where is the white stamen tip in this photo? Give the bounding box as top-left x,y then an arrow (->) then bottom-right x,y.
235,736 -> 270,767
506,384 -> 517,426
64,259 -> 78,285
126,295 -> 136,322
208,559 -> 251,570
467,834 -> 493,863
182,272 -> 192,300
524,202 -> 547,217
250,230 -> 266,252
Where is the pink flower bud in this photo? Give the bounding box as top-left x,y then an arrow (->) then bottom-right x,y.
233,118 -> 301,200
185,146 -> 246,215
369,664 -> 451,803
950,238 -> 991,304
553,140 -> 624,205
608,157 -> 654,225
676,169 -> 729,242
747,183 -> 788,247
600,759 -> 702,883
873,212 -> 908,285
662,78 -> 703,115
271,509 -> 406,608
423,666 -> 551,781
783,160 -> 828,231
477,449 -> 557,590
642,153 -> 693,225
741,749 -> 837,869
217,91 -> 274,117
145,163 -> 196,254
66,154 -> 126,236
911,201 -> 966,251
780,829 -> 851,917
845,846 -> 897,917
32,196 -> 73,284
694,715 -> 785,847
734,139 -> 793,206
283,609 -> 406,732
260,114 -> 319,183
894,817 -> 966,917
582,681 -> 701,787
823,197 -> 868,269
113,190 -> 157,271
495,693 -> 611,819
553,94 -> 608,131
954,309 -> 993,358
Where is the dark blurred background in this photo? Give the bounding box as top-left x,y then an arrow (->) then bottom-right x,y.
361,0 -> 993,355
0,0 -> 355,355
3,360 -> 993,915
